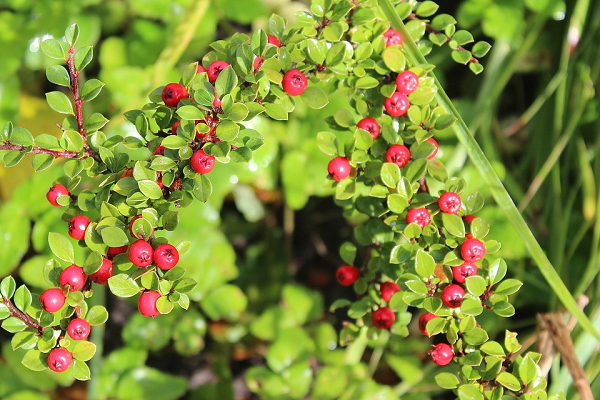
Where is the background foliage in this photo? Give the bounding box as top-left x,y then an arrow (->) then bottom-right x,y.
1,0 -> 599,399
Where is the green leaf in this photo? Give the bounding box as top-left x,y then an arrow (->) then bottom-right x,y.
48,232 -> 75,263
496,372 -> 521,391
416,1 -> 439,17
381,162 -> 400,188
251,29 -> 268,56
80,79 -> 105,102
518,355 -> 538,385
317,131 -> 338,156
191,174 -> 213,202
21,350 -> 47,371
215,66 -> 238,98
268,13 -> 286,38
161,135 -> 189,149
32,154 -> 54,171
2,316 -> 27,333
13,285 -> 32,312
442,213 -> 465,237
494,279 -> 523,296
457,384 -> 484,400
10,127 -> 34,147
383,46 -> 406,72
65,23 -> 80,46
387,194 -> 409,214
138,180 -> 163,200
73,341 -> 96,362
176,105 -> 205,120
41,39 -> 66,60
465,276 -> 487,297
216,120 -> 239,141
415,249 -> 435,278
71,359 -> 91,381
108,274 -> 140,298
87,305 -> 109,326
463,327 -> 488,345
1,121 -> 12,142
46,65 -> 70,87
1,276 -> 16,299
480,341 -> 505,356
11,331 -> 38,350
201,284 -> 247,321
74,46 -> 93,71
46,91 -> 73,114
435,372 -> 460,389
488,258 -> 507,285
264,103 -> 288,120
300,86 -> 329,109
472,41 -> 492,58
355,76 -> 379,89
100,226 -> 129,247
4,151 -> 26,167
85,113 -> 109,132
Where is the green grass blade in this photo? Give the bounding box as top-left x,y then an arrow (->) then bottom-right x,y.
377,0 -> 600,341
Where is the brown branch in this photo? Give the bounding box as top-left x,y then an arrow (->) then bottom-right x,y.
2,296 -> 43,335
66,47 -> 85,139
0,143 -> 81,158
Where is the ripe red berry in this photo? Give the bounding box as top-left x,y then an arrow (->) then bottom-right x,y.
441,284 -> 465,308
357,117 -> 380,140
129,215 -> 153,239
154,145 -> 166,155
191,149 -> 216,174
429,343 -> 454,366
68,215 -> 91,241
107,245 -> 128,259
212,86 -> 221,108
208,60 -> 229,83
282,69 -> 308,96
48,347 -> 72,372
395,70 -> 419,94
406,207 -> 431,228
335,265 -> 359,286
59,265 -> 86,292
463,214 -> 476,224
157,172 -> 164,189
47,184 -> 69,207
89,258 -> 113,285
253,55 -> 263,72
372,307 -> 395,329
327,157 -> 352,182
129,240 -> 154,268
267,34 -> 281,47
154,244 -> 179,270
40,288 -> 65,313
138,290 -> 161,317
460,238 -> 486,262
438,192 -> 462,214
383,28 -> 403,47
427,138 -> 438,160
380,281 -> 400,303
67,318 -> 91,340
418,312 -> 438,336
452,262 -> 478,284
172,120 -> 180,134
162,83 -> 188,107
386,144 -> 411,168
384,92 -> 410,117
197,64 -> 207,73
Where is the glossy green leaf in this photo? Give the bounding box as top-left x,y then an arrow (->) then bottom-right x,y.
46,91 -> 73,114
48,232 -> 75,263
108,274 -> 141,298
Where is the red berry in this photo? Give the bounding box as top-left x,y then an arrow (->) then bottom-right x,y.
40,288 -> 65,313
372,307 -> 395,329
282,69 -> 308,96
129,214 -> 154,239
463,214 -> 476,224
172,120 -> 180,134
335,265 -> 359,286
129,240 -> 154,268
107,245 -> 128,259
68,215 -> 91,241
253,55 -> 263,72
386,144 -> 411,168
452,262 -> 478,284
138,290 -> 161,317
162,83 -> 188,107
418,312 -> 438,336
429,343 -> 454,366
383,28 -> 403,47
427,138 -> 438,160
267,34 -> 281,47
48,347 -> 72,372
438,192 -> 462,214
380,281 -> 400,303
357,117 -> 380,140
154,145 -> 166,155
191,149 -> 216,174
460,238 -> 486,262
406,208 -> 431,228
395,70 -> 419,95
67,318 -> 91,340
327,157 -> 352,182
212,86 -> 221,108
208,60 -> 229,83
384,92 -> 410,117
441,284 -> 465,308
59,265 -> 86,292
197,64 -> 207,74
89,258 -> 113,285
157,172 -> 164,189
47,184 -> 69,207
154,244 -> 179,270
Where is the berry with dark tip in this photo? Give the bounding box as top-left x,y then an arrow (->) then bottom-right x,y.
386,144 -> 411,168
328,157 -> 352,182
395,70 -> 419,94
336,265 -> 359,286
68,215 -> 91,241
383,28 -> 403,47
452,262 -> 478,284
406,207 -> 431,228
384,92 -> 410,117
129,240 -> 154,268
48,347 -> 72,372
429,343 -> 454,365
372,307 -> 395,329
67,318 -> 91,340
191,149 -> 216,174
154,243 -> 179,270
461,238 -> 486,262
438,192 -> 462,214
208,60 -> 229,83
162,83 -> 188,107
47,184 -> 69,207
441,284 -> 465,308
357,117 -> 380,140
59,265 -> 86,292
89,259 -> 113,285
418,312 -> 438,336
282,69 -> 308,96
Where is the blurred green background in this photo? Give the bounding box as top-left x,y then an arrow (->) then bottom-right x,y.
2,0 -> 600,399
